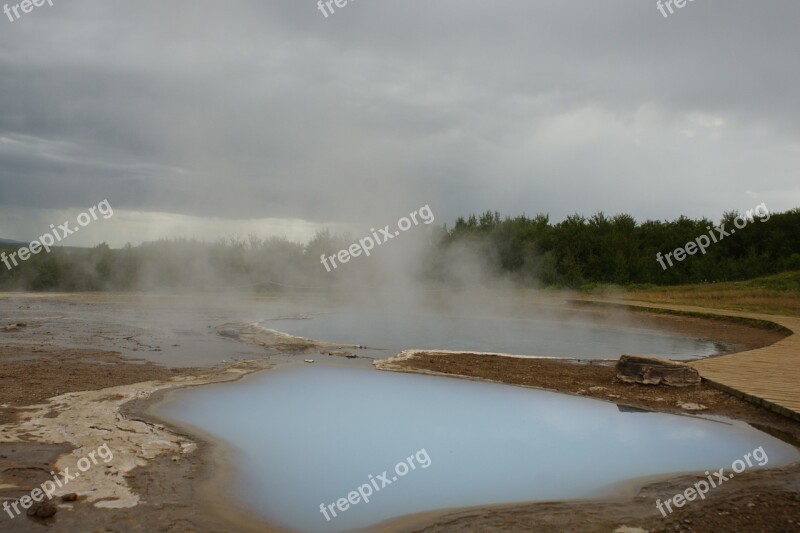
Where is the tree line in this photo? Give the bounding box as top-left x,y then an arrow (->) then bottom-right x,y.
1,208 -> 798,291
429,208 -> 800,287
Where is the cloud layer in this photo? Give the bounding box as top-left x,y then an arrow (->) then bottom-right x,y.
1,0 -> 798,244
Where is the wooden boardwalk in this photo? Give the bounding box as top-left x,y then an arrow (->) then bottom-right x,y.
587,300 -> 800,421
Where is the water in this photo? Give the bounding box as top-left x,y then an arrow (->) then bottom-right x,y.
0,294 -> 719,366
264,308 -> 718,359
159,365 -> 800,532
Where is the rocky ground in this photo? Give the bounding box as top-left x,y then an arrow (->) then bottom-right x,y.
0,304 -> 278,532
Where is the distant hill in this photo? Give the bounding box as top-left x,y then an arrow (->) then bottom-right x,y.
0,238 -> 26,247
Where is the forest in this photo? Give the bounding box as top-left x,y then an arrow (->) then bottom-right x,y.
2,208 -> 799,291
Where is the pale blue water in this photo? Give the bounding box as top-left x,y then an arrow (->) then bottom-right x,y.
263,308 -> 718,359
160,365 -> 800,532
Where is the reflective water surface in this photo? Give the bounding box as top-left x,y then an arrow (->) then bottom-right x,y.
264,306 -> 718,360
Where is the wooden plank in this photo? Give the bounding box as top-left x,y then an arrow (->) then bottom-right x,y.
591,299 -> 800,421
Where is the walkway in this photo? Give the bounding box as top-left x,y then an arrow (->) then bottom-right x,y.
581,299 -> 800,421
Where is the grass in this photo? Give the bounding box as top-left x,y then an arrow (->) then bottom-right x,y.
619,271 -> 800,317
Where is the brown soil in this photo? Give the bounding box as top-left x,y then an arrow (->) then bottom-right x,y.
386,352 -> 800,431
0,438 -> 253,533
0,337 -> 270,532
0,345 -> 187,425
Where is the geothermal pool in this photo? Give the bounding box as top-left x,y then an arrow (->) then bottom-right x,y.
262,307 -> 718,359
4,294 -> 721,366
159,365 -> 800,533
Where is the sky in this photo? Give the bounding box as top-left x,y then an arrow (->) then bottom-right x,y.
1,0 -> 798,247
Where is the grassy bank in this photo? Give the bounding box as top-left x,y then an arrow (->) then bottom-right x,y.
582,271 -> 800,317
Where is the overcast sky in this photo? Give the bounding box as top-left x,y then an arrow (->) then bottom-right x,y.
1,0 -> 798,247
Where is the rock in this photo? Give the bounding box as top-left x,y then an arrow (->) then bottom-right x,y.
323,351 -> 358,358
615,355 -> 701,387
62,493 -> 78,502
26,502 -> 57,518
678,402 -> 708,411
304,359 -> 314,363
589,386 -> 607,392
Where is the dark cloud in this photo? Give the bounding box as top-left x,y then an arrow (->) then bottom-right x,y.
1,0 -> 798,243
